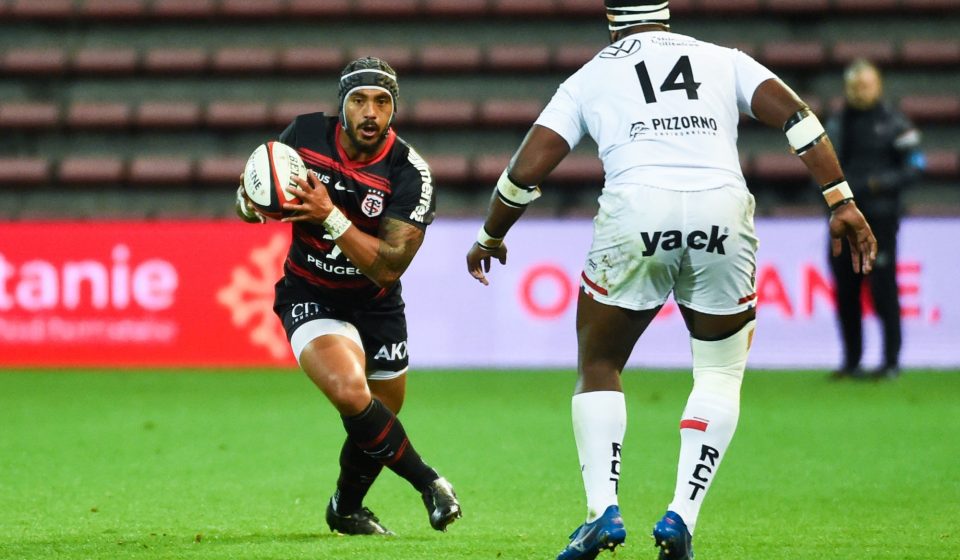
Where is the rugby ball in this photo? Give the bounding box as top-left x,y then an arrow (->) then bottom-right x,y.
242,141 -> 307,220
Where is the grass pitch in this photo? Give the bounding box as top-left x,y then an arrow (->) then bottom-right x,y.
0,369 -> 957,560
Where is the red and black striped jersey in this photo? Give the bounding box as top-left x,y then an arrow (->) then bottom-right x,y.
277,113 -> 436,306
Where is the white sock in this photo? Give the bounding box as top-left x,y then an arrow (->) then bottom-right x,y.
572,391 -> 626,522
667,320 -> 755,534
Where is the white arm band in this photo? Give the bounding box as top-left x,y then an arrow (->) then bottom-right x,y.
476,227 -> 503,250
822,179 -> 854,209
784,110 -> 826,154
496,169 -> 541,208
323,207 -> 352,239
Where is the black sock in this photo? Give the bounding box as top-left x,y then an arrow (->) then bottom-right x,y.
334,437 -> 383,514
341,398 -> 438,492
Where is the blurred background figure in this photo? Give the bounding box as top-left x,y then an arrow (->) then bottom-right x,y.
826,59 -> 925,381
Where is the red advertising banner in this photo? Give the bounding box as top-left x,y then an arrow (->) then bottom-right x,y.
0,221 -> 295,367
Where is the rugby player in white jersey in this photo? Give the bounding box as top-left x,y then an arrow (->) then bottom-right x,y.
465,2 -> 876,559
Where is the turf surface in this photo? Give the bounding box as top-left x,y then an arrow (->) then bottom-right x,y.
0,369 -> 957,559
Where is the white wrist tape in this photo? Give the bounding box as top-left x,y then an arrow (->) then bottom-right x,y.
784,110 -> 826,154
476,227 -> 503,249
236,185 -> 262,221
496,169 -> 541,208
822,179 -> 854,209
323,207 -> 352,239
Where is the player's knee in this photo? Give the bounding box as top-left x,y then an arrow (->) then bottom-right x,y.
327,378 -> 372,416
691,319 -> 756,400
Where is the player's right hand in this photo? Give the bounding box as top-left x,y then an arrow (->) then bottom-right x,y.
466,242 -> 508,286
829,201 -> 877,274
236,174 -> 265,224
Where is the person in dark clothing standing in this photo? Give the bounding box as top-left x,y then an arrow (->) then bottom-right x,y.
826,59 -> 924,380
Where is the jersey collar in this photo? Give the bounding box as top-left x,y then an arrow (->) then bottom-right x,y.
335,122 -> 397,169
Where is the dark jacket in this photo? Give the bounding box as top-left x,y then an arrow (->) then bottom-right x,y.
826,101 -> 924,221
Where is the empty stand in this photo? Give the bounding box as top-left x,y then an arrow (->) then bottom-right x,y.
142,48 -> 208,74
355,0 -> 420,18
205,101 -> 271,129
286,0 -> 352,18
135,101 -> 202,129
899,95 -> 960,123
272,102 -> 334,128
197,157 -> 247,185
765,0 -> 830,13
0,102 -> 59,130
150,0 -> 216,19
698,0 -> 762,14
922,150 -> 960,179
427,155 -> 471,185
348,46 -> 414,72
419,45 -> 483,74
761,42 -> 827,69
72,48 -> 138,75
901,40 -> 960,66
78,0 -> 148,20
1,48 -> 67,75
65,102 -> 132,130
8,0 -> 74,19
218,0 -> 286,19
211,47 -> 277,74
554,45 -> 602,72
421,0 -> 487,17
410,99 -> 476,128
832,41 -> 896,65
751,153 -> 808,182
478,99 -> 543,128
280,47 -> 344,73
127,157 -> 192,185
485,45 -> 551,72
0,158 -> 49,185
59,157 -> 125,184
834,0 -> 899,12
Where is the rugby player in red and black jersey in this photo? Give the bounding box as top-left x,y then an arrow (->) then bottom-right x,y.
235,57 -> 460,536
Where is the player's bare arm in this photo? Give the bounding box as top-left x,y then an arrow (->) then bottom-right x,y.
751,78 -> 878,274
282,172 -> 423,289
466,125 -> 570,285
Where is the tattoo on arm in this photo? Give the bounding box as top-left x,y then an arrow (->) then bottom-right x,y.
371,217 -> 425,283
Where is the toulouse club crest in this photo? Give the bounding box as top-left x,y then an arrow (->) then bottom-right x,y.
361,192 -> 384,217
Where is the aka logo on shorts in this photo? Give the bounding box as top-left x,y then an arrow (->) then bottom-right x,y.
640,225 -> 729,256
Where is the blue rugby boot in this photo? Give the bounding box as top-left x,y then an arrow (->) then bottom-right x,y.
556,505 -> 627,560
652,511 -> 694,560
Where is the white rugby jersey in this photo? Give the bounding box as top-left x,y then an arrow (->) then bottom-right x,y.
535,31 -> 778,192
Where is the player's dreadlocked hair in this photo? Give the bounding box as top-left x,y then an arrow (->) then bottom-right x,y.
605,0 -> 671,32
337,56 -> 399,128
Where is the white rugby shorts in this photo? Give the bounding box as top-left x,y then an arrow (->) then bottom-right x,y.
580,184 -> 759,315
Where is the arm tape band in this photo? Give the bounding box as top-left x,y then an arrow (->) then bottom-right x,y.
496,169 -> 541,207
236,186 -> 259,219
821,179 -> 854,209
476,227 -> 503,250
323,207 -> 352,239
784,110 -> 826,153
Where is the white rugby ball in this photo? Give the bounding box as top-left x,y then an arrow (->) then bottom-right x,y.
242,141 -> 307,220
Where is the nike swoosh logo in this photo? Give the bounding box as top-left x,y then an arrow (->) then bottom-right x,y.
334,181 -> 353,192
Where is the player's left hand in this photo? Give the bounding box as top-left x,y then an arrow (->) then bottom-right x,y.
829,201 -> 877,274
282,172 -> 334,223
466,242 -> 508,286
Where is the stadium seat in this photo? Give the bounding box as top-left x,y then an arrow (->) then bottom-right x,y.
922,149 -> 959,178
899,95 -> 960,123
473,154 -> 512,183
78,0 -> 148,20
355,0 -> 420,18
900,40 -> 960,66
211,47 -> 277,74
348,46 -> 414,72
8,0 -> 74,19
218,0 -> 285,18
135,101 -> 202,129
72,48 -> 138,75
286,0 -> 352,18
901,0 -> 960,11
422,0 -> 487,17
554,44 -> 602,71
478,99 -> 543,127
0,102 -> 59,130
832,41 -> 896,65
127,157 -> 193,185
491,0 -> 555,17
418,45 -> 483,73
556,0 -> 605,16
426,154 -> 471,185
205,101 -> 271,129
765,0 -> 830,13
834,0 -> 898,12
2,48 -> 67,75
410,99 -> 476,128
761,41 -> 827,68
65,102 -> 132,130
143,48 -> 208,74
698,0 -> 762,14
58,157 -> 125,184
271,101 -> 334,128
150,0 -> 216,19
0,157 -> 49,185
196,156 -> 246,185
279,47 -> 344,73
751,152 -> 808,181
486,45 -> 551,72
549,155 -> 604,183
